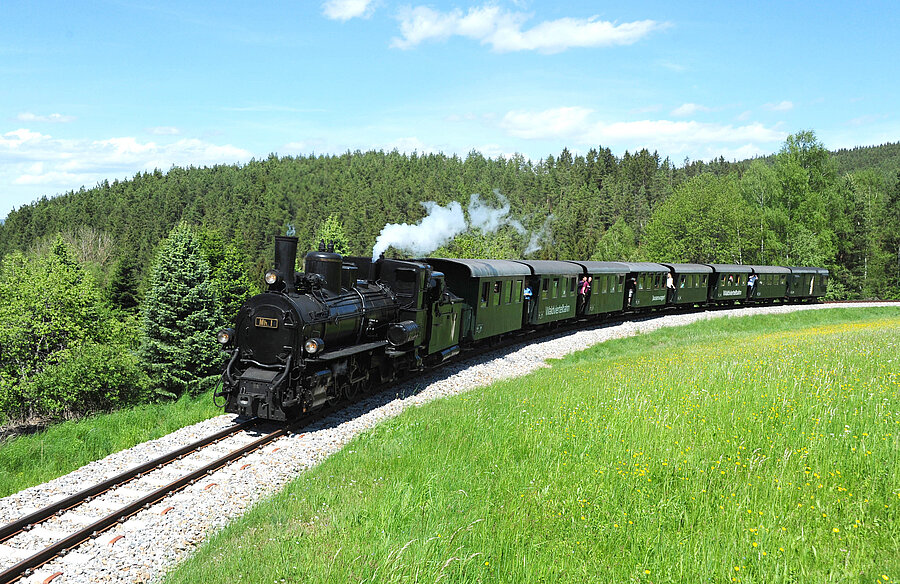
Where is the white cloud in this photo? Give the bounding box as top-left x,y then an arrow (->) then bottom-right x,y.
323,0 -> 374,21
16,112 -> 76,123
1,128 -> 252,194
500,106 -> 594,139
496,107 -> 787,155
147,126 -> 181,135
671,103 -> 710,117
711,143 -> 770,161
765,100 -> 794,112
590,120 -> 784,144
382,136 -> 439,153
392,5 -> 667,53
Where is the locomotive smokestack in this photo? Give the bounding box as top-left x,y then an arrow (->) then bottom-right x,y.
274,236 -> 299,292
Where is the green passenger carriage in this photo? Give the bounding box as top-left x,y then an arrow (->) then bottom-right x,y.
706,264 -> 752,302
786,267 -> 829,301
562,261 -> 628,316
618,262 -> 669,309
660,263 -> 712,305
512,260 -> 584,325
747,265 -> 790,301
426,258 -> 529,342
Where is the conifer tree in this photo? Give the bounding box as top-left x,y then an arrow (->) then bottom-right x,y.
213,244 -> 256,322
107,254 -> 142,311
139,223 -> 224,398
311,214 -> 351,255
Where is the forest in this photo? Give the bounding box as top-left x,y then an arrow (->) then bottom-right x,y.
0,130 -> 898,425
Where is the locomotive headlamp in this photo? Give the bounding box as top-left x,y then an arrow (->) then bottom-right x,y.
304,337 -> 324,355
216,327 -> 235,345
264,270 -> 279,285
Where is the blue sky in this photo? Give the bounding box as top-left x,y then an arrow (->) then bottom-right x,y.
2,0 -> 899,218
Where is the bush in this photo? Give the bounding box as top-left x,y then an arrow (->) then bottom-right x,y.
24,343 -> 149,416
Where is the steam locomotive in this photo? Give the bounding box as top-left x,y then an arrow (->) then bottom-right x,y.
215,236 -> 828,421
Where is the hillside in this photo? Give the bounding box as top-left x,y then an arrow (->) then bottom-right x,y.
0,133 -> 898,300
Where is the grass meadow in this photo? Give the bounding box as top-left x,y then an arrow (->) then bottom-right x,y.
0,390 -> 220,497
161,307 -> 899,584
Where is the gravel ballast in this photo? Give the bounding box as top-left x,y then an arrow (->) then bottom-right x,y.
1,302 -> 895,583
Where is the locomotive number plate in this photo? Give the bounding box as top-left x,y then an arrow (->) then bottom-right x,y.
255,317 -> 279,329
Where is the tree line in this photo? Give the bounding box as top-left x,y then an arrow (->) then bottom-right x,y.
0,130 -> 898,425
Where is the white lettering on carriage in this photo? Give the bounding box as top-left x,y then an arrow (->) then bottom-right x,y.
545,304 -> 571,316
722,289 -> 743,297
651,295 -> 665,302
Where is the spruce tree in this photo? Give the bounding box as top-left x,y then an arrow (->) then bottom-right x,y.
213,243 -> 256,322
311,214 -> 351,255
107,254 -> 142,311
139,223 -> 224,398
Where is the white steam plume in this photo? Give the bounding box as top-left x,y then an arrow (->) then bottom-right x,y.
466,191 -> 525,234
524,214 -> 554,255
371,201 -> 467,259
371,191 -> 551,259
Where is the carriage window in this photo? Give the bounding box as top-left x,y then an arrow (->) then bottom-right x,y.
560,278 -> 566,297
515,279 -> 523,303
638,276 -> 644,290
597,276 -> 604,294
480,282 -> 489,306
679,275 -> 686,288
618,275 -> 624,292
701,275 -> 708,287
542,278 -> 549,299
570,277 -> 576,293
551,278 -> 559,298
504,280 -> 512,304
493,281 -> 502,306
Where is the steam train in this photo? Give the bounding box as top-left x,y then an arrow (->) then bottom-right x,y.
215,236 -> 828,422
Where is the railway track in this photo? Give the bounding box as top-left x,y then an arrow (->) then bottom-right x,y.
0,418 -> 289,584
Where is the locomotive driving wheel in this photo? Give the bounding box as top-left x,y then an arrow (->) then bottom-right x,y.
344,379 -> 364,401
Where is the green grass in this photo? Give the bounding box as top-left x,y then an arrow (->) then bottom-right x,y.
161,307 -> 899,584
0,390 -> 221,497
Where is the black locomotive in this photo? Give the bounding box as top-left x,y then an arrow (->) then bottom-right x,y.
215,236 -> 828,422
217,236 -> 464,420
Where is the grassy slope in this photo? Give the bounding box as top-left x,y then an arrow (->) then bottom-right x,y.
161,307 -> 899,584
0,391 -> 221,497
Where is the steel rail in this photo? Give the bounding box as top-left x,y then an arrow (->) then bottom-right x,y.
0,418 -> 258,544
0,423 -> 289,584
